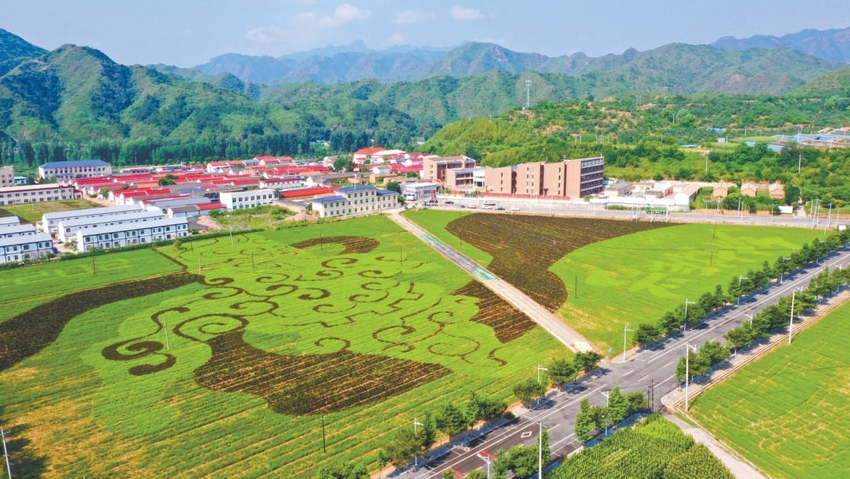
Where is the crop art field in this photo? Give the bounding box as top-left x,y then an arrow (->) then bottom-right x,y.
405,211 -> 820,353
689,301 -> 850,478
0,215 -> 565,477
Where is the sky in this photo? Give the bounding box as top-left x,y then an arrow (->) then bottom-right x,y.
2,0 -> 850,67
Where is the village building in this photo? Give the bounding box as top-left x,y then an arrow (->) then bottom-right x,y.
74,217 -> 190,252
219,189 -> 276,211
310,185 -> 399,218
0,184 -> 78,206
38,160 -> 112,181
0,233 -> 54,264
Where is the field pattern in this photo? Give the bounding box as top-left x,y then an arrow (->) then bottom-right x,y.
690,300 -> 850,478
552,224 -> 821,352
0,215 -> 565,477
0,249 -> 185,321
445,214 -> 671,311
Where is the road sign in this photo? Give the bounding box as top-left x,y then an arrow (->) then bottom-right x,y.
477,450 -> 496,462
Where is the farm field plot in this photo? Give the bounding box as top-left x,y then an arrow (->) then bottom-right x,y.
689,300 -> 850,478
0,249 -> 185,322
406,211 -> 820,354
0,198 -> 101,223
553,224 -> 820,353
403,209 -> 493,266
0,215 -> 565,477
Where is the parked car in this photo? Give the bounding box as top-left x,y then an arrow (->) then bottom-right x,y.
496,206 -> 505,211
445,200 -> 454,205
510,206 -> 520,211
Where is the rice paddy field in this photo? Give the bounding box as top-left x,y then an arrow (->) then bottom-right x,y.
689,301 -> 850,478
404,211 -> 821,354
0,215 -> 565,477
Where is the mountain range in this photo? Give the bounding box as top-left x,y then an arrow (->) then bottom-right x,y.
2,26 -> 850,163
178,27 -> 850,87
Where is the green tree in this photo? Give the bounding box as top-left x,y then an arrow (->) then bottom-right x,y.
315,461 -> 369,479
386,181 -> 401,193
634,323 -> 661,346
436,403 -> 468,444
573,350 -> 604,372
382,427 -> 420,467
513,378 -> 546,407
442,470 -> 456,479
466,470 -> 487,479
548,358 -> 578,385
574,399 -> 596,443
606,387 -> 629,424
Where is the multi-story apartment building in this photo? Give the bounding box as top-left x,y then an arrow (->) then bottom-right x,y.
39,160 -> 112,180
219,189 -> 276,211
311,185 -> 399,218
421,156 -> 477,183
41,204 -> 145,233
0,184 -> 78,206
0,166 -> 13,187
75,217 -> 190,252
0,233 -> 54,264
56,210 -> 165,243
483,157 -> 604,198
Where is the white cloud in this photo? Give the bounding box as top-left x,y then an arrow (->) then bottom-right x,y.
450,6 -> 485,21
394,10 -> 434,25
385,34 -> 406,46
318,3 -> 371,27
245,26 -> 286,44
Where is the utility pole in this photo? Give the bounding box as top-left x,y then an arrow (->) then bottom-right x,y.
321,415 -> 326,453
526,79 -> 532,110
600,391 -> 610,437
413,418 -> 423,467
622,325 -> 632,363
683,299 -> 696,331
163,318 -> 170,350
538,421 -> 544,479
789,288 -> 803,345
1,427 -> 11,479
684,343 -> 698,411
736,276 -> 748,305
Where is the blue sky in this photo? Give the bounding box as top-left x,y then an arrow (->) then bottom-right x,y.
2,0 -> 850,67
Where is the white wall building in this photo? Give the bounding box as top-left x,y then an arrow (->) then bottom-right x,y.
38,160 -> 112,180
0,184 -> 78,206
0,233 -> 54,264
311,185 -> 399,218
0,166 -> 13,187
56,210 -> 165,243
0,223 -> 37,238
75,217 -> 190,252
399,182 -> 439,202
0,216 -> 21,228
220,189 -> 275,211
41,204 -> 145,233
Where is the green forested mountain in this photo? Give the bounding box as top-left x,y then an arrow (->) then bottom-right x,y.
0,29 -> 45,77
713,26 -> 850,63
2,27 -> 850,171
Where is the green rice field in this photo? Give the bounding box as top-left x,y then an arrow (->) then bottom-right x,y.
0,215 -> 565,477
690,300 -> 850,478
404,211 -> 820,354
554,223 -> 820,352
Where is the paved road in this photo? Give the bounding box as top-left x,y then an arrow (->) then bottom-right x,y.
388,211 -> 850,478
435,196 -> 834,230
388,211 -> 595,353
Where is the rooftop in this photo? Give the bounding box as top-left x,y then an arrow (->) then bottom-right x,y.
76,217 -> 189,236
337,185 -> 378,193
42,204 -> 144,221
312,196 -> 346,204
0,232 -> 52,248
40,160 -> 110,169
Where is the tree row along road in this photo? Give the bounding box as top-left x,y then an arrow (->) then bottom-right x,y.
387,210 -> 850,478
388,211 -> 595,353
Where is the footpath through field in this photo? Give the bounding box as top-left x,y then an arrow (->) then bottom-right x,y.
388,211 -> 595,353
664,414 -> 766,479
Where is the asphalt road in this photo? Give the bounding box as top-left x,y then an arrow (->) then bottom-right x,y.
389,208 -> 850,479
434,196 -> 834,230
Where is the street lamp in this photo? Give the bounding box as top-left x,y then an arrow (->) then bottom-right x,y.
622,325 -> 632,363
538,421 -> 545,479
413,418 -> 423,467
600,391 -> 610,438
736,276 -> 748,305
780,256 -> 790,283
683,299 -> 696,331
684,343 -> 698,411
789,287 -> 804,345
536,364 -> 548,384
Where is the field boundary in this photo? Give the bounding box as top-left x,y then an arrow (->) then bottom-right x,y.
663,287 -> 850,410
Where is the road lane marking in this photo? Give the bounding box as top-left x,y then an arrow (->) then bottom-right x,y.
638,374 -> 649,382
548,423 -> 561,432
663,361 -> 673,368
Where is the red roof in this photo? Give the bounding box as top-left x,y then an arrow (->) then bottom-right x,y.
353,147 -> 384,156
280,186 -> 338,199
393,165 -> 423,174
197,202 -> 224,211
267,165 -> 328,175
